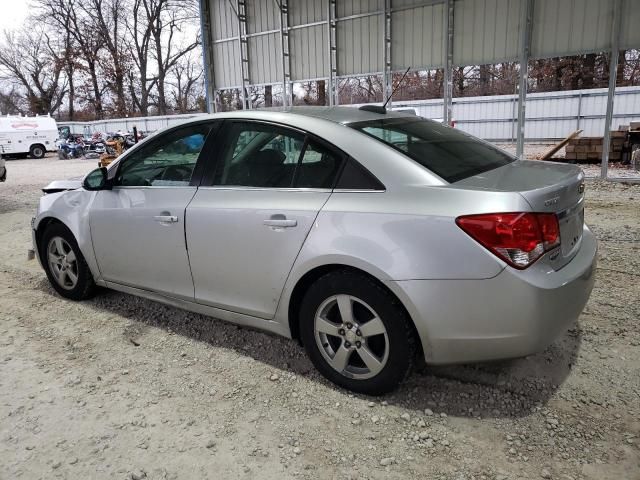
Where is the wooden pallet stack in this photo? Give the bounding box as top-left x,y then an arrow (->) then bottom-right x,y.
564,130 -> 626,163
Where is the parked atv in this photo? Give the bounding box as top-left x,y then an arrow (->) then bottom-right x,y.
57,137 -> 85,159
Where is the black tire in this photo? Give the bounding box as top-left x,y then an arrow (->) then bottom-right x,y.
40,223 -> 96,301
299,270 -> 416,395
29,144 -> 46,159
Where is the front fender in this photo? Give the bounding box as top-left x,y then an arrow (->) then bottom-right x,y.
34,189 -> 102,282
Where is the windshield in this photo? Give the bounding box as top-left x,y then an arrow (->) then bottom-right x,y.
350,118 -> 515,183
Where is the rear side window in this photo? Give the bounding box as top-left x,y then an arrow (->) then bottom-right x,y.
214,123 -> 306,188
335,158 -> 385,190
350,118 -> 514,183
212,122 -> 344,189
295,141 -> 343,189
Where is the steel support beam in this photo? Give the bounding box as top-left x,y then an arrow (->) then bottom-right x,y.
328,0 -> 337,106
601,0 -> 623,179
383,0 -> 392,106
442,0 -> 454,125
199,0 -> 217,112
516,0 -> 533,159
235,0 -> 251,109
276,0 -> 291,107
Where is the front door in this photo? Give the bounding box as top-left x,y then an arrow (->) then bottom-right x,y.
90,123 -> 214,299
186,121 -> 345,319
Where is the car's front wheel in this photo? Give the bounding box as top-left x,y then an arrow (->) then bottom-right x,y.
300,270 -> 415,395
41,223 -> 96,301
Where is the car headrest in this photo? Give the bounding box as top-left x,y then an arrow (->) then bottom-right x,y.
248,149 -> 286,165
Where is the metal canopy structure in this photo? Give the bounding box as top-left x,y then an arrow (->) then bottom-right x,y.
199,0 -> 640,179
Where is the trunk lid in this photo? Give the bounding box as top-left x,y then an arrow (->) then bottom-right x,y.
455,160 -> 585,269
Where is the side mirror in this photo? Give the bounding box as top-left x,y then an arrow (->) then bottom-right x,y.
83,167 -> 110,191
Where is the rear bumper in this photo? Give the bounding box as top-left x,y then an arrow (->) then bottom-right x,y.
391,225 -> 597,364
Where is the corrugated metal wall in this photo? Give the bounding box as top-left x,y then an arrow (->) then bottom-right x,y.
392,1 -> 445,69
352,86 -> 640,141
209,0 -> 241,88
289,0 -> 328,80
337,2 -> 384,76
531,0 -> 614,58
453,0 -> 522,66
61,86 -> 640,143
203,0 -> 640,89
60,113 -> 209,136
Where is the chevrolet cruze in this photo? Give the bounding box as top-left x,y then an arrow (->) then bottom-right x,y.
32,107 -> 597,394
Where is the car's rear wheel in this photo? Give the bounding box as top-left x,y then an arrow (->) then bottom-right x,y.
299,270 -> 415,395
41,224 -> 95,301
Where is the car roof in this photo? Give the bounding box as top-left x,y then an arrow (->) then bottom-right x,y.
212,106 -> 415,125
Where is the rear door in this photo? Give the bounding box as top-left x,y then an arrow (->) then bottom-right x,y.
186,121 -> 345,319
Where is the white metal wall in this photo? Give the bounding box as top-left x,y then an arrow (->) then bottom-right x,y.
60,86 -> 640,143
59,113 -> 209,136
353,86 -> 640,141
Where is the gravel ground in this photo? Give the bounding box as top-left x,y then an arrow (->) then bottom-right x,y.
1,155 -> 639,480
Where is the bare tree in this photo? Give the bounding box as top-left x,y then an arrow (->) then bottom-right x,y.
0,29 -> 67,115
147,0 -> 200,114
168,52 -> 203,113
35,0 -> 106,118
86,0 -> 129,116
0,86 -> 25,114
126,0 -> 157,115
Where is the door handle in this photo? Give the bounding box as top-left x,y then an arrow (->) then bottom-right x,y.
153,215 -> 178,223
264,218 -> 297,228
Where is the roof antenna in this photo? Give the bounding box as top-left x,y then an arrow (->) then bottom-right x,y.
383,67 -> 411,109
359,67 -> 411,114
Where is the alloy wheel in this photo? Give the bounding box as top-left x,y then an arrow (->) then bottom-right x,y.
314,294 -> 389,380
47,236 -> 79,290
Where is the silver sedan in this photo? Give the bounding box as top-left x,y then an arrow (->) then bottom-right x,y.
32,107 -> 597,394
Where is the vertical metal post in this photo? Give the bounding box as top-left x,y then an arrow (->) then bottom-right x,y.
516,0 -> 534,159
199,0 -> 217,113
576,92 -> 583,130
443,0 -> 454,124
383,0 -> 392,106
327,0 -> 337,106
276,0 -> 291,107
601,0 -> 623,179
511,92 -> 517,143
235,0 -> 251,109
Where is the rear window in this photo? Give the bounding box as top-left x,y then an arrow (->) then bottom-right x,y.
350,118 -> 515,183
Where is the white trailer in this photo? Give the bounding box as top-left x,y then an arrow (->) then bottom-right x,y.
0,115 -> 59,158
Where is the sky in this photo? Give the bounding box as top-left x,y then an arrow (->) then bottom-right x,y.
0,0 -> 31,32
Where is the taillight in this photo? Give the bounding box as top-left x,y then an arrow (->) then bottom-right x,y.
456,212 -> 560,269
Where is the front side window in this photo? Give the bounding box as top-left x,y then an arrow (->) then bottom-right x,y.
116,124 -> 211,187
350,118 -> 515,183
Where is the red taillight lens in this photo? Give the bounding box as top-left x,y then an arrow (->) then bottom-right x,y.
456,212 -> 560,269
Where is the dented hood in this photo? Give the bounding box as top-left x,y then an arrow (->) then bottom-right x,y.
42,178 -> 83,194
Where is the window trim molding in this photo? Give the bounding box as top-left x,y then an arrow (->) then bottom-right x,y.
112,120 -> 220,189
202,118 -> 349,191
197,185 -> 333,193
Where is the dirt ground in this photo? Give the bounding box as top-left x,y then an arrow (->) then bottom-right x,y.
0,154 -> 639,480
